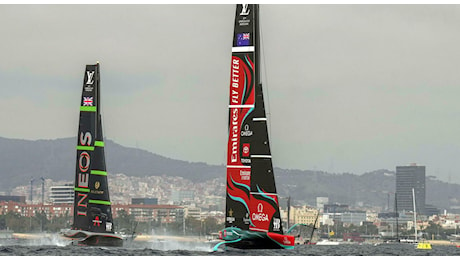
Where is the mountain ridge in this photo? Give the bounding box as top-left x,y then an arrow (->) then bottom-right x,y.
0,136 -> 223,189
1,137 -> 459,212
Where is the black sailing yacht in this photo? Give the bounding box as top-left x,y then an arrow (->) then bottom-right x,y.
214,4 -> 295,251
62,63 -> 123,246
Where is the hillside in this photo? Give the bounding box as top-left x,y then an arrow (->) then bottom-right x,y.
1,137 -> 459,212
274,168 -> 460,212
0,136 -> 223,190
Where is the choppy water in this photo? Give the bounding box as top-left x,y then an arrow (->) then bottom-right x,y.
0,236 -> 459,256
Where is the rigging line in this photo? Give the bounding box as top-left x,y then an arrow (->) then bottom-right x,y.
259,6 -> 272,142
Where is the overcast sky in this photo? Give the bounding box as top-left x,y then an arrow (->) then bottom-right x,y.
2,4 -> 460,184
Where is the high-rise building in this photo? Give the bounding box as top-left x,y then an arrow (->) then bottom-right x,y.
171,190 -> 195,203
316,197 -> 329,211
396,164 -> 426,215
49,184 -> 74,204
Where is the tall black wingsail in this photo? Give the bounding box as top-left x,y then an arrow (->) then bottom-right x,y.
225,3 -> 257,231
225,4 -> 284,235
73,63 -> 114,234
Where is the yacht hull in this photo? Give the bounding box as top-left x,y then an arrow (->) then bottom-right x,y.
62,230 -> 123,247
215,227 -> 294,250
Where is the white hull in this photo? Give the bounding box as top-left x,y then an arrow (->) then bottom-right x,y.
316,239 -> 340,245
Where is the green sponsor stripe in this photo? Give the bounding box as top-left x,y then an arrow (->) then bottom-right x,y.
76,146 -> 94,151
89,200 -> 111,205
74,187 -> 90,193
91,170 -> 107,176
80,106 -> 97,112
94,141 -> 104,147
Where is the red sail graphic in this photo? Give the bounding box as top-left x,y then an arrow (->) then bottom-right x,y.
249,193 -> 279,232
226,53 -> 255,229
227,54 -> 255,167
228,55 -> 255,107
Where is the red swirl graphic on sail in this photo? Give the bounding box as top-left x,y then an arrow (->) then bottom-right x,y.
229,55 -> 254,106
227,168 -> 251,202
227,54 -> 255,167
249,190 -> 280,232
226,53 -> 255,229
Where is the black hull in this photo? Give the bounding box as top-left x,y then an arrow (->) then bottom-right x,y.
215,227 -> 295,251
63,230 -> 123,247
76,234 -> 123,247
226,238 -> 286,250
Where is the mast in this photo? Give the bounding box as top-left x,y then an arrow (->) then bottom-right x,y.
41,177 -> 45,206
412,188 -> 417,242
395,192 -> 399,242
254,3 -> 260,85
308,212 -> 319,243
287,196 -> 291,229
29,178 -> 34,203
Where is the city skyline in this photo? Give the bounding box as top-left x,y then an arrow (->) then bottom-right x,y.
2,4 -> 460,184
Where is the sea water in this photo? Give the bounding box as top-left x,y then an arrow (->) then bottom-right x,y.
0,235 -> 458,256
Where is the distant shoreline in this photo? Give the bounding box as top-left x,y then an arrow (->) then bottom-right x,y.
426,240 -> 458,246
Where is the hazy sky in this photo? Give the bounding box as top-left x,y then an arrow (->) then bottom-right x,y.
2,4 -> 460,184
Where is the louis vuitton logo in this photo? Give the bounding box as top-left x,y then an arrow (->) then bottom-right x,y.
240,4 -> 250,16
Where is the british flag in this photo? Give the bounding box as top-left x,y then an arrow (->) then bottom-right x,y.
83,96 -> 93,106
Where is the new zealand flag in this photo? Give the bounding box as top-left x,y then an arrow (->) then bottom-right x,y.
237,33 -> 250,46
